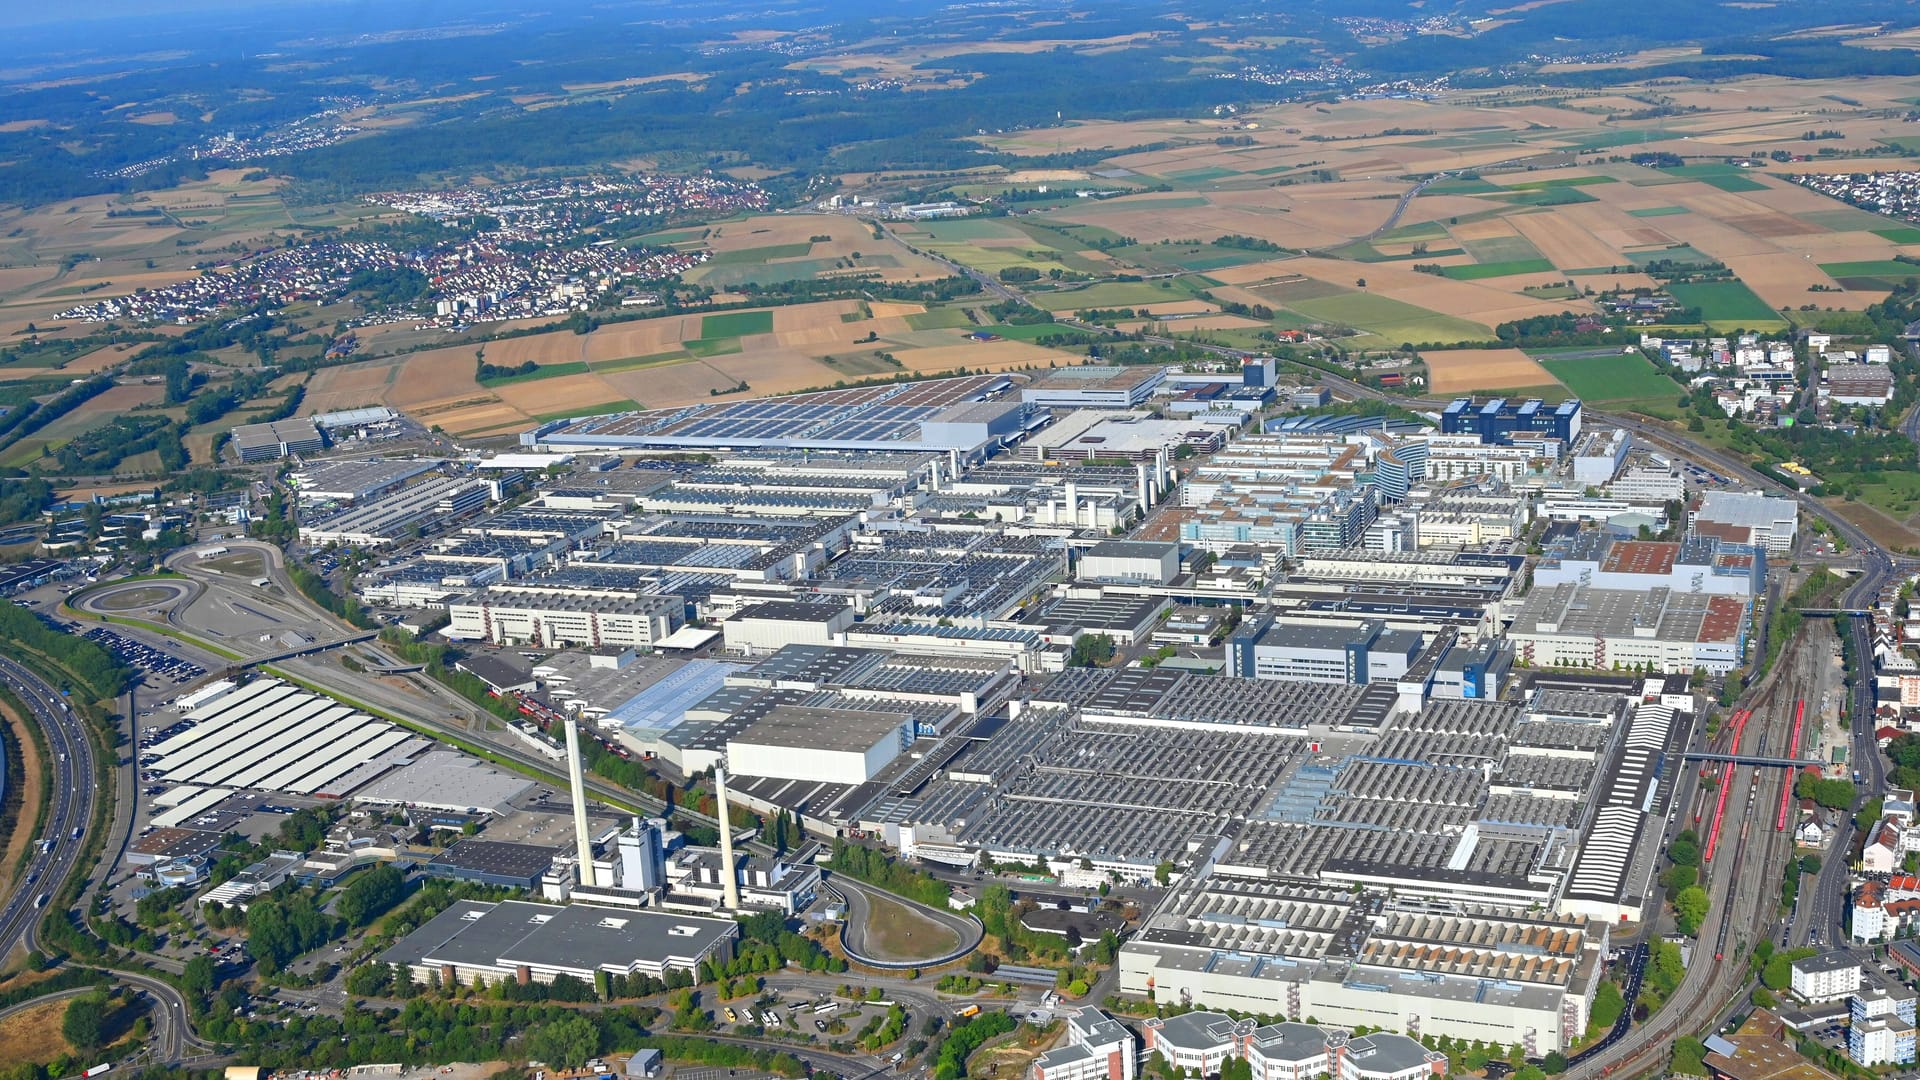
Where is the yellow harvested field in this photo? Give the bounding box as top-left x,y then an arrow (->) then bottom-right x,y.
1722,253 -> 1851,309
485,334 -> 586,368
866,301 -> 926,318
494,372 -> 628,415
79,382 -> 163,413
1509,212 -> 1621,270
600,360 -> 745,404
0,267 -> 57,295
773,300 -> 860,330
389,345 -> 486,409
1283,256 -> 1586,326
62,344 -> 139,373
420,401 -> 526,434
582,317 -> 700,362
895,340 -> 1077,374
1425,349 -> 1558,395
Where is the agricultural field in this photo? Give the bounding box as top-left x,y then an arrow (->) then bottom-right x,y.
1538,351 -> 1682,411
1422,349 -> 1557,395
302,296 -> 1084,437
1666,281 -> 1785,328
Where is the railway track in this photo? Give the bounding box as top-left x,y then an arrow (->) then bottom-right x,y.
1571,636 -> 1820,1079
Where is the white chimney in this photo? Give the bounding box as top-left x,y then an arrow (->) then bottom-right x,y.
1136,462 -> 1152,514
948,448 -> 961,478
564,718 -> 597,888
928,458 -> 941,490
713,767 -> 742,911
1064,481 -> 1079,527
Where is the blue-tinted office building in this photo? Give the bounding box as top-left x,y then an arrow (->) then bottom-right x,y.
1440,397 -> 1582,445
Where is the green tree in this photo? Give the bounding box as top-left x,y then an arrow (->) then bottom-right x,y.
337,864 -> 407,927
1762,955 -> 1793,990
1590,980 -> 1625,1030
61,994 -> 105,1052
1674,885 -> 1710,935
526,1015 -> 600,1069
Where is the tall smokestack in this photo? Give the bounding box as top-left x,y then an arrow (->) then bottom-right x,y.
1136,462 -> 1152,514
713,767 -> 742,911
564,718 -> 597,888
928,458 -> 941,491
1064,481 -> 1079,528
948,448 -> 961,479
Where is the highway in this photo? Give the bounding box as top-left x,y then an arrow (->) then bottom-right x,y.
0,653 -> 203,1063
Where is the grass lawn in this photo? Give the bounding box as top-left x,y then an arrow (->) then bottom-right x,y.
906,308 -> 975,331
478,360 -> 590,387
534,399 -> 640,422
1441,258 -> 1555,280
1667,280 -> 1780,323
855,890 -> 962,963
1849,472 -> 1920,519
1538,352 -> 1679,403
701,310 -> 774,337
1285,293 -> 1489,344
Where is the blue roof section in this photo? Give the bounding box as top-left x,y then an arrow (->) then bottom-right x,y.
609,659 -> 751,736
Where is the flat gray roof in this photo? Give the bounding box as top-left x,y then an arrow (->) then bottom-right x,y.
734,704 -> 911,754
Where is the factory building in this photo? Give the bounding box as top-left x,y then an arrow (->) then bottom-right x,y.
1226,615 -> 1424,685
726,704 -> 914,785
1691,490 -> 1799,554
1440,397 -> 1582,446
1077,540 -> 1181,585
1121,880 -> 1606,1056
1021,366 -> 1165,409
379,899 -> 737,988
232,418 -> 325,462
302,475 -> 492,546
1533,533 -> 1764,598
1505,584 -> 1749,673
721,601 -> 857,655
447,586 -> 685,649
1570,429 -> 1630,486
289,458 -> 443,504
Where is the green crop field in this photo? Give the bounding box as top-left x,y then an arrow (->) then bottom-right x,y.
1166,166 -> 1239,183
1538,352 -> 1676,404
1283,293 -> 1488,344
1876,227 -> 1920,244
1662,164 -> 1768,192
1819,261 -> 1920,290
1128,242 -> 1281,272
701,310 -> 774,337
1627,244 -> 1714,268
1502,175 -> 1615,191
906,308 -> 975,331
913,219 -> 1025,242
1440,258 -> 1555,280
1666,280 -> 1782,326
479,361 -> 590,387
534,399 -> 640,423
1627,206 -> 1689,218
1461,235 -> 1544,263
1030,280 -> 1200,312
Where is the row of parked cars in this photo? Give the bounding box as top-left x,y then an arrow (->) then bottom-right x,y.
84,626 -> 207,683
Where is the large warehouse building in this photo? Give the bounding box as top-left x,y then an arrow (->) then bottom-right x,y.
381,899 -> 737,987
726,704 -> 914,785
1119,878 -> 1609,1056
447,586 -> 685,649
1505,583 -> 1748,673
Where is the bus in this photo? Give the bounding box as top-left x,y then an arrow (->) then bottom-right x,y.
956,1005 -> 981,1019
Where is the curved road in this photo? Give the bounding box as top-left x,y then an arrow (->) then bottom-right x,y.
829,877 -> 984,970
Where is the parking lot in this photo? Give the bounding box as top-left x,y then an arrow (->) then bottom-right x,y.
85,626 -> 207,684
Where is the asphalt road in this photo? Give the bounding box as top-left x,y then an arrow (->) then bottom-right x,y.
830,877 -> 984,969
